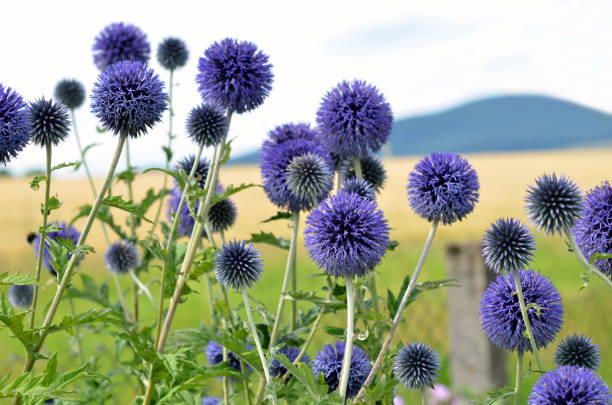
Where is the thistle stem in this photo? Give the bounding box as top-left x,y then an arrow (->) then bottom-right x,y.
128,269 -> 158,309
512,269 -> 544,370
68,296 -> 85,364
29,143 -> 52,330
124,139 -> 141,323
355,221 -> 438,402
241,287 -> 276,405
564,226 -> 612,289
420,390 -> 428,405
514,351 -> 523,405
338,277 -> 356,400
112,272 -> 131,322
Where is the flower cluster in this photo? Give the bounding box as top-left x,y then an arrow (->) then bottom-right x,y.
313,341 -> 371,398
93,22 -> 150,71
0,84 -> 29,165
481,218 -> 536,274
33,222 -> 82,275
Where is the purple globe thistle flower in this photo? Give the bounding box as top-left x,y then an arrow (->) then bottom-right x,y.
166,187 -> 206,238
407,152 -> 479,225
573,181 -> 612,278
206,340 -> 252,373
54,79 -> 86,110
186,103 -> 228,147
91,60 -> 167,138
270,346 -> 311,382
28,98 -> 71,147
480,269 -> 563,353
313,341 -> 371,398
214,240 -> 263,290
202,398 -> 220,405
342,178 -> 375,201
0,84 -> 30,165
304,191 -> 389,278
316,79 -> 393,158
482,218 -> 536,274
526,173 -> 583,235
92,22 -> 150,71
33,221 -> 82,275
528,366 -> 611,405
196,38 -> 273,114
208,194 -> 237,233
342,155 -> 387,192
393,342 -> 440,390
175,155 -> 210,190
260,123 -> 334,212
286,152 -> 333,205
104,240 -> 140,274
555,334 -> 600,370
157,37 -> 189,71
8,284 -> 34,308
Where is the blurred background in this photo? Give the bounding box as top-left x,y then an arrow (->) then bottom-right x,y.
0,0 -> 611,403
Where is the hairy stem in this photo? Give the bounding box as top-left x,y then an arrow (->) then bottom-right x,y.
112,272 -> 131,322
564,226 -> 612,289
124,139 -> 140,323
513,269 -> 544,370
338,277 -> 356,400
68,296 -> 85,364
514,351 -> 523,405
420,390 -> 428,405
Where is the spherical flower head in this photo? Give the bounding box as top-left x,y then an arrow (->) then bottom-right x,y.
342,154 -> 387,192
54,79 -> 86,110
313,341 -> 371,398
104,240 -> 140,274
175,155 -> 210,190
206,340 -> 252,373
407,152 -> 479,225
480,269 -> 563,353
186,103 -> 228,147
526,173 -> 583,235
157,37 -> 189,71
270,346 -> 311,382
28,98 -> 71,147
33,221 -> 82,275
555,334 -> 600,370
316,79 -> 393,158
286,152 -> 333,205
92,22 -> 150,71
0,84 -> 30,165
196,38 -> 273,114
209,194 -> 237,233
8,284 -> 34,308
305,191 -> 389,278
261,123 -> 334,212
393,342 -> 440,390
91,60 -> 167,138
573,181 -> 612,278
482,218 -> 536,274
202,398 -> 220,405
214,240 -> 263,290
342,178 -> 375,201
528,366 -> 611,405
166,187 -> 206,238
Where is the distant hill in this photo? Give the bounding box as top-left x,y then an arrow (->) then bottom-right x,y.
229,94 -> 612,164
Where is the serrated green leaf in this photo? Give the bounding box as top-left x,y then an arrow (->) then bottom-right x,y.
143,167 -> 185,190
248,231 -> 290,250
51,161 -> 81,172
261,211 -> 293,223
29,176 -> 46,191
0,273 -> 37,286
101,196 -> 152,223
210,183 -> 260,205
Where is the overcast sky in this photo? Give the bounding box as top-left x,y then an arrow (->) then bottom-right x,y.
2,0 -> 612,175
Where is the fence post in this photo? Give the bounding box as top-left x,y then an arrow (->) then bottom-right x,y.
445,242 -> 507,397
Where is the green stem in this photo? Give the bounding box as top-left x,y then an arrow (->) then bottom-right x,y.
338,277 -> 356,400
564,226 -> 612,289
124,139 -> 140,323
514,351 -> 523,405
512,269 -> 544,370
128,269 -> 157,309
354,221 -> 439,402
112,272 -> 131,322
68,296 -> 85,364
420,390 -> 428,405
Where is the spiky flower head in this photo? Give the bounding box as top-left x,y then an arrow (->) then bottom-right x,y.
91,60 -> 167,138
317,79 -> 393,158
157,37 -> 189,71
33,221 -> 82,275
526,173 -> 583,235
208,190 -> 237,233
214,240 -> 263,290
175,155 -> 210,190
92,22 -> 150,71
104,240 -> 140,274
393,342 -> 440,390
313,341 -> 371,398
305,191 -> 389,278
528,366 -> 611,405
28,98 -> 71,147
54,79 -> 86,110
8,284 -> 34,308
407,152 -> 479,225
186,103 -> 228,147
196,38 -> 273,114
555,334 -> 600,370
270,346 -> 311,382
202,398 -> 220,405
261,123 -> 334,212
0,84 -> 29,165
206,340 -> 252,373
480,269 -> 563,353
286,152 -> 333,204
342,178 -> 375,201
573,181 -> 612,278
482,218 -> 536,274
166,187 -> 206,238
342,154 -> 387,192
